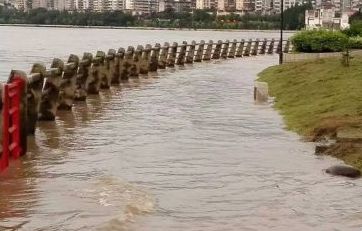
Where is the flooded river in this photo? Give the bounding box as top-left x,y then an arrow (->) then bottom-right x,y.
1,27 -> 362,231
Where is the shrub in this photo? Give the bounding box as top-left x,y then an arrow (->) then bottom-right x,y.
291,30 -> 349,53
342,21 -> 362,37
348,36 -> 362,49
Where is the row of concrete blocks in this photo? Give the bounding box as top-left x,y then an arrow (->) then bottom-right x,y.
4,38 -> 291,141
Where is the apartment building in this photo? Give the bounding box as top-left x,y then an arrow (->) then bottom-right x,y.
196,0 -> 216,9
159,0 -> 191,12
132,0 -> 158,14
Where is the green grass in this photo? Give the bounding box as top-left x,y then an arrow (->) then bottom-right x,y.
258,55 -> 362,136
258,54 -> 362,169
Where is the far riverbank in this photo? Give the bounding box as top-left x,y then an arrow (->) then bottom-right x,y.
0,24 -> 296,34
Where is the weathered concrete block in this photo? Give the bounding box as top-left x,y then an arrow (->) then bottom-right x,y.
267,39 -> 275,54
176,41 -> 187,66
129,45 -> 142,78
7,70 -> 28,155
122,46 -> 135,80
260,38 -> 268,55
251,39 -> 260,56
27,63 -> 46,135
253,81 -> 269,103
158,42 -> 169,69
203,40 -> 213,61
149,43 -> 160,72
194,40 -> 205,62
221,40 -> 229,59
243,39 -> 252,56
186,40 -> 196,64
96,51 -> 111,89
236,39 -> 245,57
87,54 -> 103,94
38,58 -> 63,120
284,40 -> 291,53
112,48 -> 123,84
118,48 -> 128,81
167,42 -> 178,67
212,40 -> 223,59
58,54 -> 79,109
228,39 -> 237,58
140,44 -> 151,74
106,49 -> 117,85
75,52 -> 92,101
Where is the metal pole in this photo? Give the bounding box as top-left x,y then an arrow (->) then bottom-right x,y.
279,0 -> 284,64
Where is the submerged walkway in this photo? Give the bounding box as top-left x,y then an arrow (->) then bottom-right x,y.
1,56 -> 362,231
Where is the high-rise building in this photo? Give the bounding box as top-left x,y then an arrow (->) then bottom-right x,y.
92,0 -> 104,11
32,0 -> 47,8
235,0 -> 244,10
133,0 -> 158,14
125,0 -> 133,8
53,0 -> 67,10
196,0 -> 216,8
159,0 -> 191,12
14,0 -> 28,10
242,0 -> 254,11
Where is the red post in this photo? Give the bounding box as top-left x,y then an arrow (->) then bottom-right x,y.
8,79 -> 23,159
1,76 -> 25,172
1,84 -> 10,171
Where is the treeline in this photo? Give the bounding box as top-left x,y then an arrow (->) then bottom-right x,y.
0,5 -> 309,30
0,7 -> 136,26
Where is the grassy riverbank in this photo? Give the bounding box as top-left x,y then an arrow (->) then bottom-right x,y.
258,55 -> 362,169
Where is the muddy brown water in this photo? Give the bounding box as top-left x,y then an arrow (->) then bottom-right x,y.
1,27 -> 362,231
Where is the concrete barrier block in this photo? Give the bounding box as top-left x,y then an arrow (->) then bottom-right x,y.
254,81 -> 269,103
149,43 -> 160,72
58,54 -> 78,109
186,40 -> 196,64
203,40 -> 213,61
194,40 -> 205,62
38,58 -> 63,120
27,63 -> 46,135
75,52 -> 92,101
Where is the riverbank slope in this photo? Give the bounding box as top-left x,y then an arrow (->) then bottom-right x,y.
258,55 -> 362,169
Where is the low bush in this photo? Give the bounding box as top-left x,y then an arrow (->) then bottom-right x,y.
342,21 -> 362,37
291,30 -> 349,53
348,36 -> 362,49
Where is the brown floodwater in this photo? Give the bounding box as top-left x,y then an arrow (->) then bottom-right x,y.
0,27 -> 362,231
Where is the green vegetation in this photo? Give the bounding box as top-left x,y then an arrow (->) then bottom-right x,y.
291,30 -> 349,52
0,7 -> 136,26
342,21 -> 362,37
258,55 -> 362,169
348,36 -> 362,49
0,4 -> 309,30
282,2 -> 312,30
291,11 -> 362,53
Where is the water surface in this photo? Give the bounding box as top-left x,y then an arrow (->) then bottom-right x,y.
0,27 -> 361,231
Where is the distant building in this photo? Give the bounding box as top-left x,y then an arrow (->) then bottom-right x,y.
32,0 -> 47,8
14,0 -> 28,10
305,8 -> 350,29
196,0 -> 216,9
235,0 -> 244,10
159,0 -> 191,12
132,0 -> 158,14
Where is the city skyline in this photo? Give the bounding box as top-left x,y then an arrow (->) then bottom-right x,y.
3,0 -> 362,15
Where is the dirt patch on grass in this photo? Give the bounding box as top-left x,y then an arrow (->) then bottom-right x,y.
309,116 -> 362,142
